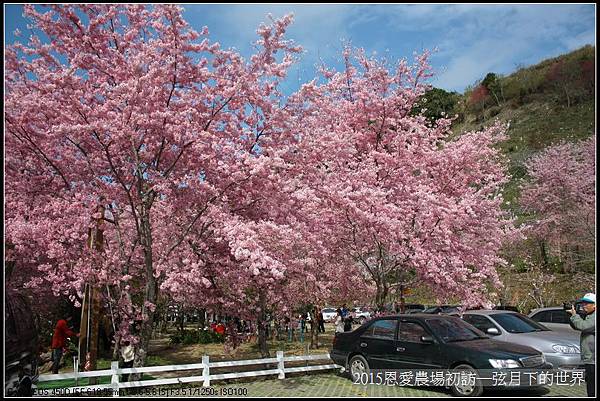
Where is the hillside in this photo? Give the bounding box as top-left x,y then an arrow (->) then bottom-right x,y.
452,45 -> 595,206
406,45 -> 596,312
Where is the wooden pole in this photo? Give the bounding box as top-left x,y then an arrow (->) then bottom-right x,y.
77,284 -> 88,378
79,202 -> 105,384
88,286 -> 101,383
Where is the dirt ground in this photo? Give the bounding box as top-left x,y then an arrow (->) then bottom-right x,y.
146,323 -> 338,379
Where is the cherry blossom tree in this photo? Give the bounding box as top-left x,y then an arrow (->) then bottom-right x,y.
6,4 -> 517,366
282,47 -> 515,310
519,136 -> 596,272
5,4 -> 309,366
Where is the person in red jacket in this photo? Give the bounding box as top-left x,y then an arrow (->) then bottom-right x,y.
51,317 -> 79,374
215,321 -> 226,336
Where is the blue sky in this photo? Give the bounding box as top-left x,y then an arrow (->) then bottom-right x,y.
4,4 -> 596,93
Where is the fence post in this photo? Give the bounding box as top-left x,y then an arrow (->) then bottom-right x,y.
111,361 -> 120,397
305,343 -> 309,366
202,355 -> 210,387
277,351 -> 285,379
73,356 -> 79,386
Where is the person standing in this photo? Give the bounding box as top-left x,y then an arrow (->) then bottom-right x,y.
334,309 -> 344,334
215,321 -> 226,336
283,316 -> 292,342
274,318 -> 281,341
341,304 -> 348,319
568,293 -> 595,397
318,307 -> 325,333
297,314 -> 305,343
51,317 -> 79,374
344,313 -> 353,332
120,341 -> 135,383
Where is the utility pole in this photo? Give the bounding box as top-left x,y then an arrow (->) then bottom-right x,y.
78,201 -> 105,384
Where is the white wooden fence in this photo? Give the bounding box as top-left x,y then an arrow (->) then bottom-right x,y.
33,352 -> 341,397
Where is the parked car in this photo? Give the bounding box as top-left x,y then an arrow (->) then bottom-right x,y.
528,306 -> 581,333
330,314 -> 549,397
404,304 -> 426,314
321,307 -> 338,322
453,310 -> 582,370
5,291 -> 39,396
422,305 -> 461,314
350,307 -> 372,325
493,305 -> 521,313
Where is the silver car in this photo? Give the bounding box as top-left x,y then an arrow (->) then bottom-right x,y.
528,307 -> 578,333
350,307 -> 372,324
453,310 -> 582,369
321,307 -> 338,322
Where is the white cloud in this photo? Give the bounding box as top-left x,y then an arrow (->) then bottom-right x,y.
184,4 -> 363,89
395,4 -> 596,90
188,5 -> 356,57
561,29 -> 596,50
183,4 -> 595,92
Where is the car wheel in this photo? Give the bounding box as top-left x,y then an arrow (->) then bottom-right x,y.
348,355 -> 370,382
17,376 -> 33,397
450,364 -> 483,397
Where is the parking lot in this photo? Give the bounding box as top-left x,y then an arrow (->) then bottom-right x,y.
207,372 -> 587,397
119,372 -> 586,397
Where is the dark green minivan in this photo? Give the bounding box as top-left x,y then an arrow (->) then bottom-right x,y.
330,314 -> 551,396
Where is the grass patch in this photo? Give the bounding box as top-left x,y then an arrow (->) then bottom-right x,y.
146,354 -> 175,367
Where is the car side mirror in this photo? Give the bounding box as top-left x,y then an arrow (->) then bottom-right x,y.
420,335 -> 434,344
487,328 -> 500,335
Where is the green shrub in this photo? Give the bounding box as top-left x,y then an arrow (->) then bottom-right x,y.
197,330 -> 214,344
410,87 -> 460,124
513,259 -> 528,273
508,164 -> 527,179
169,331 -> 183,345
182,329 -> 199,345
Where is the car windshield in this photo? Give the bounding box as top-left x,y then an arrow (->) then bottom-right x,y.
491,313 -> 550,333
426,317 -> 488,343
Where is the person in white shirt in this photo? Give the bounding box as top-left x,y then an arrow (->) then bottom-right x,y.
120,341 -> 135,382
334,309 -> 344,333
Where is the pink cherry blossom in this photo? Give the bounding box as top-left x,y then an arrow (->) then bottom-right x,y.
6,5 -> 518,363
519,136 -> 595,271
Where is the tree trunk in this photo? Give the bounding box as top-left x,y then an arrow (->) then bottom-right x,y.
257,293 -> 270,358
563,86 -> 571,108
131,212 -> 158,380
198,308 -> 206,329
310,319 -> 319,349
112,287 -> 133,360
539,241 -> 549,268
492,91 -> 501,107
177,309 -> 184,332
375,282 -> 389,312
